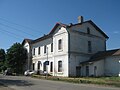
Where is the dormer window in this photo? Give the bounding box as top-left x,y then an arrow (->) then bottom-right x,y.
87,27 -> 90,34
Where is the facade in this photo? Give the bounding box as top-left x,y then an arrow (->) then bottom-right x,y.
22,16 -> 120,77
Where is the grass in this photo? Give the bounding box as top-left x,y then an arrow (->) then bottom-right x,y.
32,75 -> 120,87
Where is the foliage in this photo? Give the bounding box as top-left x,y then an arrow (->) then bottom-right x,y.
6,43 -> 27,74
0,48 -> 6,71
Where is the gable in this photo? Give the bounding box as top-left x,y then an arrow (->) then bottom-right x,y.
68,20 -> 108,39
49,23 -> 68,36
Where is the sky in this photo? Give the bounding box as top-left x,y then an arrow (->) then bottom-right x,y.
0,0 -> 120,50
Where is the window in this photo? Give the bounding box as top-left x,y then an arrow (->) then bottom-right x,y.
94,66 -> 97,76
87,27 -> 90,34
43,61 -> 49,71
51,43 -> 53,52
58,39 -> 62,50
58,61 -> 62,72
88,41 -> 92,53
33,48 -> 35,55
43,62 -> 47,71
37,61 -> 41,70
44,45 -> 47,53
33,63 -> 35,70
50,62 -> 53,72
38,47 -> 40,55
86,66 -> 89,76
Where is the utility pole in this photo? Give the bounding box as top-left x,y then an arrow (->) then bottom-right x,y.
46,47 -> 48,77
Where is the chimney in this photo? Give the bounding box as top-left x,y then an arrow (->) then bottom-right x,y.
78,16 -> 83,23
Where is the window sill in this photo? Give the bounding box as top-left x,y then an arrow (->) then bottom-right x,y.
57,72 -> 63,75
58,49 -> 63,52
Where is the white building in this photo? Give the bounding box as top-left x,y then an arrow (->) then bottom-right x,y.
22,16 -> 120,77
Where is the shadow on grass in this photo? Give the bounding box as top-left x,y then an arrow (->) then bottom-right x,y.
0,78 -> 34,87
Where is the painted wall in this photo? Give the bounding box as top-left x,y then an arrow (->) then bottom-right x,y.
68,22 -> 106,76
105,56 -> 120,76
31,26 -> 69,76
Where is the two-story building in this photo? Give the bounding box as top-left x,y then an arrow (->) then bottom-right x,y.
22,16 -> 120,77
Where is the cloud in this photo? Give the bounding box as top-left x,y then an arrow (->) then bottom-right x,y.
113,31 -> 119,34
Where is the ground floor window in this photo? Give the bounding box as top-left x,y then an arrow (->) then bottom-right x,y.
58,61 -> 62,72
43,61 -> 49,71
86,66 -> 89,76
76,66 -> 81,77
33,63 -> 35,70
37,61 -> 41,70
94,66 -> 97,76
50,62 -> 53,72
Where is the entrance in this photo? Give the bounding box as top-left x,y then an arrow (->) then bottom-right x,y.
76,66 -> 81,77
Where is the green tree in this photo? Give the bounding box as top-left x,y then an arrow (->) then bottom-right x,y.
6,43 -> 27,74
0,48 -> 6,72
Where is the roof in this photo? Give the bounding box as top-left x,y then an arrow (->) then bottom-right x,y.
22,20 -> 109,44
81,49 -> 120,64
22,38 -> 33,45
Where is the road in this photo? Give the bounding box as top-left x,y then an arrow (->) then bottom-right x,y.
0,74 -> 119,90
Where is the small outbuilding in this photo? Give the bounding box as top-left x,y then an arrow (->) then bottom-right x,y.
80,49 -> 120,77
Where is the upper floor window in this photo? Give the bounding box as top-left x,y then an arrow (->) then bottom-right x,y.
88,41 -> 92,53
33,48 -> 35,55
51,43 -> 53,52
58,61 -> 62,72
44,45 -> 47,53
58,39 -> 62,50
38,47 -> 40,55
87,27 -> 90,34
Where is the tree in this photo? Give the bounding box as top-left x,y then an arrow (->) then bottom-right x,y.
0,48 -> 6,72
6,43 -> 27,74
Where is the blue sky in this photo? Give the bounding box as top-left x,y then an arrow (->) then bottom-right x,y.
0,0 -> 120,50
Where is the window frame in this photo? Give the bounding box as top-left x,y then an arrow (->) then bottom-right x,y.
51,43 -> 53,52
44,45 -> 47,54
87,27 -> 90,34
50,62 -> 53,72
88,41 -> 92,53
58,39 -> 62,50
58,61 -> 62,72
33,48 -> 35,55
38,47 -> 41,55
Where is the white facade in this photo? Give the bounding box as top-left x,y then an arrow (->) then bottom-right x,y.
22,17 -> 120,77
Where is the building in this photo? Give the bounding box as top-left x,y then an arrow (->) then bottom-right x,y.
22,16 -> 120,77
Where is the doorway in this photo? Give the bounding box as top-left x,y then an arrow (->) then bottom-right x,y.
76,66 -> 81,77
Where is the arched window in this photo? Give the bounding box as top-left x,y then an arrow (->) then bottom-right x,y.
43,61 -> 49,71
58,61 -> 62,72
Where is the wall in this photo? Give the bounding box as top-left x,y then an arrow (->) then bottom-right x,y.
68,22 -> 106,76
31,26 -> 69,77
105,56 -> 120,76
69,22 -> 106,54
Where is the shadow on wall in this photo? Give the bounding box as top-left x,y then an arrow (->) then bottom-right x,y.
0,78 -> 34,86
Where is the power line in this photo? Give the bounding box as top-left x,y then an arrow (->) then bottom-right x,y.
0,17 -> 41,33
0,22 -> 36,37
0,29 -> 22,40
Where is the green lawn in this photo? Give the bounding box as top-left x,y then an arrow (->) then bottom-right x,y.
32,75 -> 120,87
